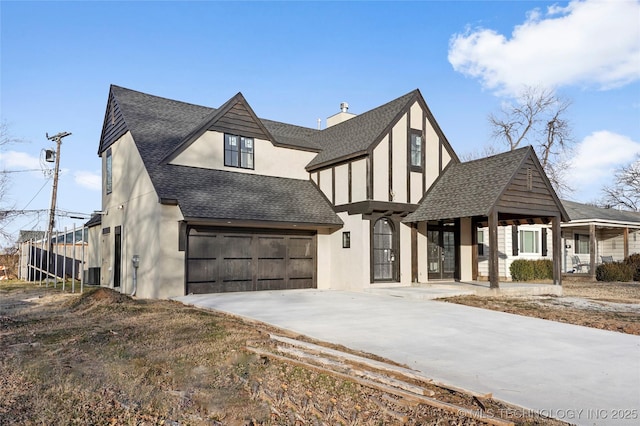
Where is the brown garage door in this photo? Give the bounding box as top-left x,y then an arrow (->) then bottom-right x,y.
186,227 -> 316,294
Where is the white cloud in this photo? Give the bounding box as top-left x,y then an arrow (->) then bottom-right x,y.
0,150 -> 41,169
569,131 -> 640,192
448,0 -> 640,96
74,171 -> 101,191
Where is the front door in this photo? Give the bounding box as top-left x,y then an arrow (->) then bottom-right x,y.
373,218 -> 398,281
427,224 -> 457,280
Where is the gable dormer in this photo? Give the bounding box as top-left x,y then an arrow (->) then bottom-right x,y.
164,93 -> 315,179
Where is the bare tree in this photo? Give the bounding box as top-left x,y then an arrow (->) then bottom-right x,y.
459,144 -> 501,162
0,120 -> 24,242
488,86 -> 573,195
601,155 -> 640,211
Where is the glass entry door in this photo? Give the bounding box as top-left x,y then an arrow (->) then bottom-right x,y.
373,218 -> 397,281
427,225 -> 457,280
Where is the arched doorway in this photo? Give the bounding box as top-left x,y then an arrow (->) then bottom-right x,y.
372,217 -> 398,282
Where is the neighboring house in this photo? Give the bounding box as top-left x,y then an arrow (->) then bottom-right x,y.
96,85 -> 567,298
560,200 -> 640,277
476,201 -> 640,281
84,214 -> 102,284
18,228 -> 87,281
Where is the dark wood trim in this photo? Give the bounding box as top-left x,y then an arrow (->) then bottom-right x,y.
553,215 -> 562,285
367,155 -> 372,200
511,225 -> 519,256
488,208 -> 499,288
331,167 -> 336,205
159,198 -> 179,205
471,217 -> 479,280
411,224 -> 418,283
369,215 -> 401,283
438,136 -> 443,173
589,223 -> 597,281
407,111 -> 411,202
541,228 -> 548,257
365,93 -> 417,160
413,91 -> 460,163
182,217 -> 342,231
389,131 -> 394,201
306,152 -> 369,173
178,221 -> 187,252
422,110 -> 427,194
348,162 -> 352,203
334,200 -> 418,216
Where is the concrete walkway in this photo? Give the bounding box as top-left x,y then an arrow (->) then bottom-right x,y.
176,289 -> 640,425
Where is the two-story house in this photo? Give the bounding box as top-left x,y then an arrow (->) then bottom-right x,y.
95,85 -> 567,298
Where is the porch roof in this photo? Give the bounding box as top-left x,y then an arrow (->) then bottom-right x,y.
561,199 -> 640,227
404,147 -> 568,223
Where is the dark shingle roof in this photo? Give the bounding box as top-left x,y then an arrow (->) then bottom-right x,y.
109,85 -> 321,156
306,90 -> 418,169
109,85 -> 340,226
158,166 -> 342,225
85,214 -> 102,228
405,147 -> 532,222
561,200 -> 640,224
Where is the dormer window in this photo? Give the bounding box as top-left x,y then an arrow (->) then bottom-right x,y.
224,134 -> 254,169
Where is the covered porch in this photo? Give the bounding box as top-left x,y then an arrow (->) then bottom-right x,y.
405,147 -> 569,288
561,199 -> 640,279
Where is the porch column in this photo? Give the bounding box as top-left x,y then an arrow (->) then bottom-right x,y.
589,223 -> 597,281
471,217 -> 479,281
552,215 -> 562,285
623,228 -> 629,259
488,208 -> 499,289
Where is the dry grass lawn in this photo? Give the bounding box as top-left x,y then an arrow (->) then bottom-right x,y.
443,281 -> 640,335
1,280 -> 606,425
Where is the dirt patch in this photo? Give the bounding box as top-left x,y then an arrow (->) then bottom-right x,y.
443,281 -> 640,335
1,281 -> 567,425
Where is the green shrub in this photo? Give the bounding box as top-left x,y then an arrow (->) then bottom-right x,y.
510,259 -> 554,281
595,262 -> 634,282
510,259 -> 534,281
532,259 -> 554,280
623,253 -> 640,281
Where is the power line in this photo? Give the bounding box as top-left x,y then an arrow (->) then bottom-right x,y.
0,169 -> 43,173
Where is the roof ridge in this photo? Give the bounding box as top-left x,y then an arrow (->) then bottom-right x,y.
318,89 -> 418,134
110,84 -> 215,111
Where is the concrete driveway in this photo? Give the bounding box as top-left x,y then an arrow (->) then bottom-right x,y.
176,289 -> 640,425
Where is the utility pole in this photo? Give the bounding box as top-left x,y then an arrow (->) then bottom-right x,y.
45,131 -> 71,281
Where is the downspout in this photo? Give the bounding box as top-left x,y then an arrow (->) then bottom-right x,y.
131,255 -> 140,297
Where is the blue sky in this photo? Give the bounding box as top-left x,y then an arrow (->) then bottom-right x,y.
1,0 -> 639,246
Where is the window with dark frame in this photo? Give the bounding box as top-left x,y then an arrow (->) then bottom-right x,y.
575,234 -> 590,254
342,232 -> 351,248
224,134 -> 254,169
106,148 -> 113,194
477,229 -> 484,256
409,131 -> 423,170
